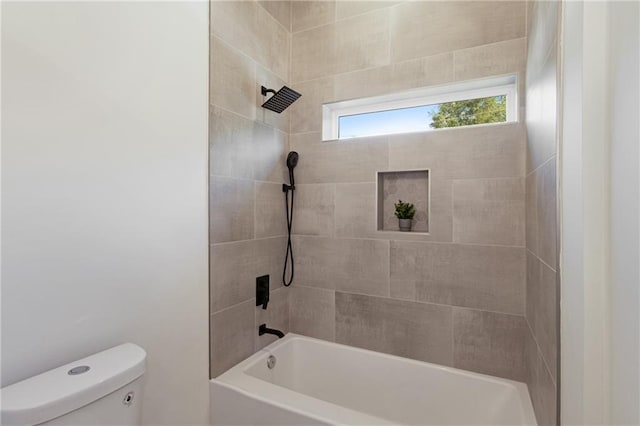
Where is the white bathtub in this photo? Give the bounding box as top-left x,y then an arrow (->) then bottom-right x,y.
210,334 -> 537,425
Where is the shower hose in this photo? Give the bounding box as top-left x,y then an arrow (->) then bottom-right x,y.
283,184 -> 294,287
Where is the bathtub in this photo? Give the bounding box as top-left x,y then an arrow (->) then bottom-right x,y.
210,334 -> 537,425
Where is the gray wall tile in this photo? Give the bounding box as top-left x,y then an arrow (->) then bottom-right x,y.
210,0 -> 292,380
210,300 -> 255,377
453,38 -> 527,106
255,182 -> 287,238
291,25 -> 335,83
335,182 -> 378,238
293,236 -> 390,296
258,1 -> 291,31
336,292 -> 453,365
453,307 -> 527,381
253,123 -> 288,184
390,1 -> 525,62
336,1 -> 401,21
210,36 -> 256,120
453,178 -> 525,246
537,159 -> 557,269
526,252 -> 557,381
210,240 -> 255,313
427,179 -> 455,242
526,44 -> 557,173
210,176 -> 255,243
333,9 -> 390,76
334,180 -> 454,243
291,8 -> 389,82
292,1 -> 335,33
253,237 -> 287,291
290,286 -> 335,341
333,53 -> 454,101
290,78 -> 335,133
210,107 -> 255,180
524,3 -> 559,421
390,241 -> 525,314
289,136 -> 389,184
293,184 -> 335,237
210,1 -> 257,64
388,123 -> 525,179
526,325 -> 557,426
254,3 -> 291,81
210,237 -> 286,313
209,107 -> 288,183
453,38 -> 526,80
211,1 -> 289,81
526,169 -> 539,253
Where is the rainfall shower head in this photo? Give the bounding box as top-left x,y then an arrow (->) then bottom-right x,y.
261,86 -> 302,113
286,151 -> 299,170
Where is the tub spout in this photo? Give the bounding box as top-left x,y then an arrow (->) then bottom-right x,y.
258,324 -> 284,338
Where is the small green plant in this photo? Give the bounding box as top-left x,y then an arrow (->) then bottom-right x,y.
394,200 -> 416,220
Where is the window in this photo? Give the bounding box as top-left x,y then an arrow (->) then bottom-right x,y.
322,75 -> 517,141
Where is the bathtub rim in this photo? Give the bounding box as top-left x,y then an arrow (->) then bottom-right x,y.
211,333 -> 537,426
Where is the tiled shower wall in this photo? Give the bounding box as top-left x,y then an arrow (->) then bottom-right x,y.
208,0 -> 292,377
524,1 -> 560,425
288,1 -> 530,382
210,6 -> 559,423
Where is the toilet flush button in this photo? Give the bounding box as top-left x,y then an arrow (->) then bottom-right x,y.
67,365 -> 90,375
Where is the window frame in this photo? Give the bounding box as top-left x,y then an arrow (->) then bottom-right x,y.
322,74 -> 518,141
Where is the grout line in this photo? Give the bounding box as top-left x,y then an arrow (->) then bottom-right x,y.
253,293 -> 258,352
387,241 -> 391,298
526,248 -> 557,273
207,0 -> 212,379
255,0 -> 291,34
210,101 -> 293,136
451,180 -> 456,240
525,319 -> 557,387
290,35 -> 528,86
451,305 -> 456,367
291,1 -> 404,36
210,297 -> 255,316
332,183 -> 337,238
333,289 -> 527,319
253,180 -> 257,240
294,283 -> 336,294
210,33 -> 287,88
292,233 -> 527,249
210,175 -> 289,187
526,154 -> 556,178
281,176 -> 527,187
210,235 -> 287,247
453,37 -> 528,55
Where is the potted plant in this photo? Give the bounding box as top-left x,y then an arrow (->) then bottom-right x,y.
394,200 -> 416,232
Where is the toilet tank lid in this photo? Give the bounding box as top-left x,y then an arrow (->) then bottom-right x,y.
0,343 -> 146,426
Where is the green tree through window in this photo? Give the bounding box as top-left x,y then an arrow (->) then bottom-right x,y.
429,95 -> 507,129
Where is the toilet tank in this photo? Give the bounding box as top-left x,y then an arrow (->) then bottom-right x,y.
0,343 -> 146,426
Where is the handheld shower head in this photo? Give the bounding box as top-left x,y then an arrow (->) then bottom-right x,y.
284,151 -> 299,191
286,151 -> 299,170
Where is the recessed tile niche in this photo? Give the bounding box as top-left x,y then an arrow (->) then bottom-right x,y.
377,170 -> 430,233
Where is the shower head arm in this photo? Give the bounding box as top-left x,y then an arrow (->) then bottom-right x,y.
261,86 -> 277,97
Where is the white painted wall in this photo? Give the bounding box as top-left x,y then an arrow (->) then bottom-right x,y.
561,1 -> 640,424
560,2 -> 611,422
1,2 -> 210,425
608,2 -> 640,424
